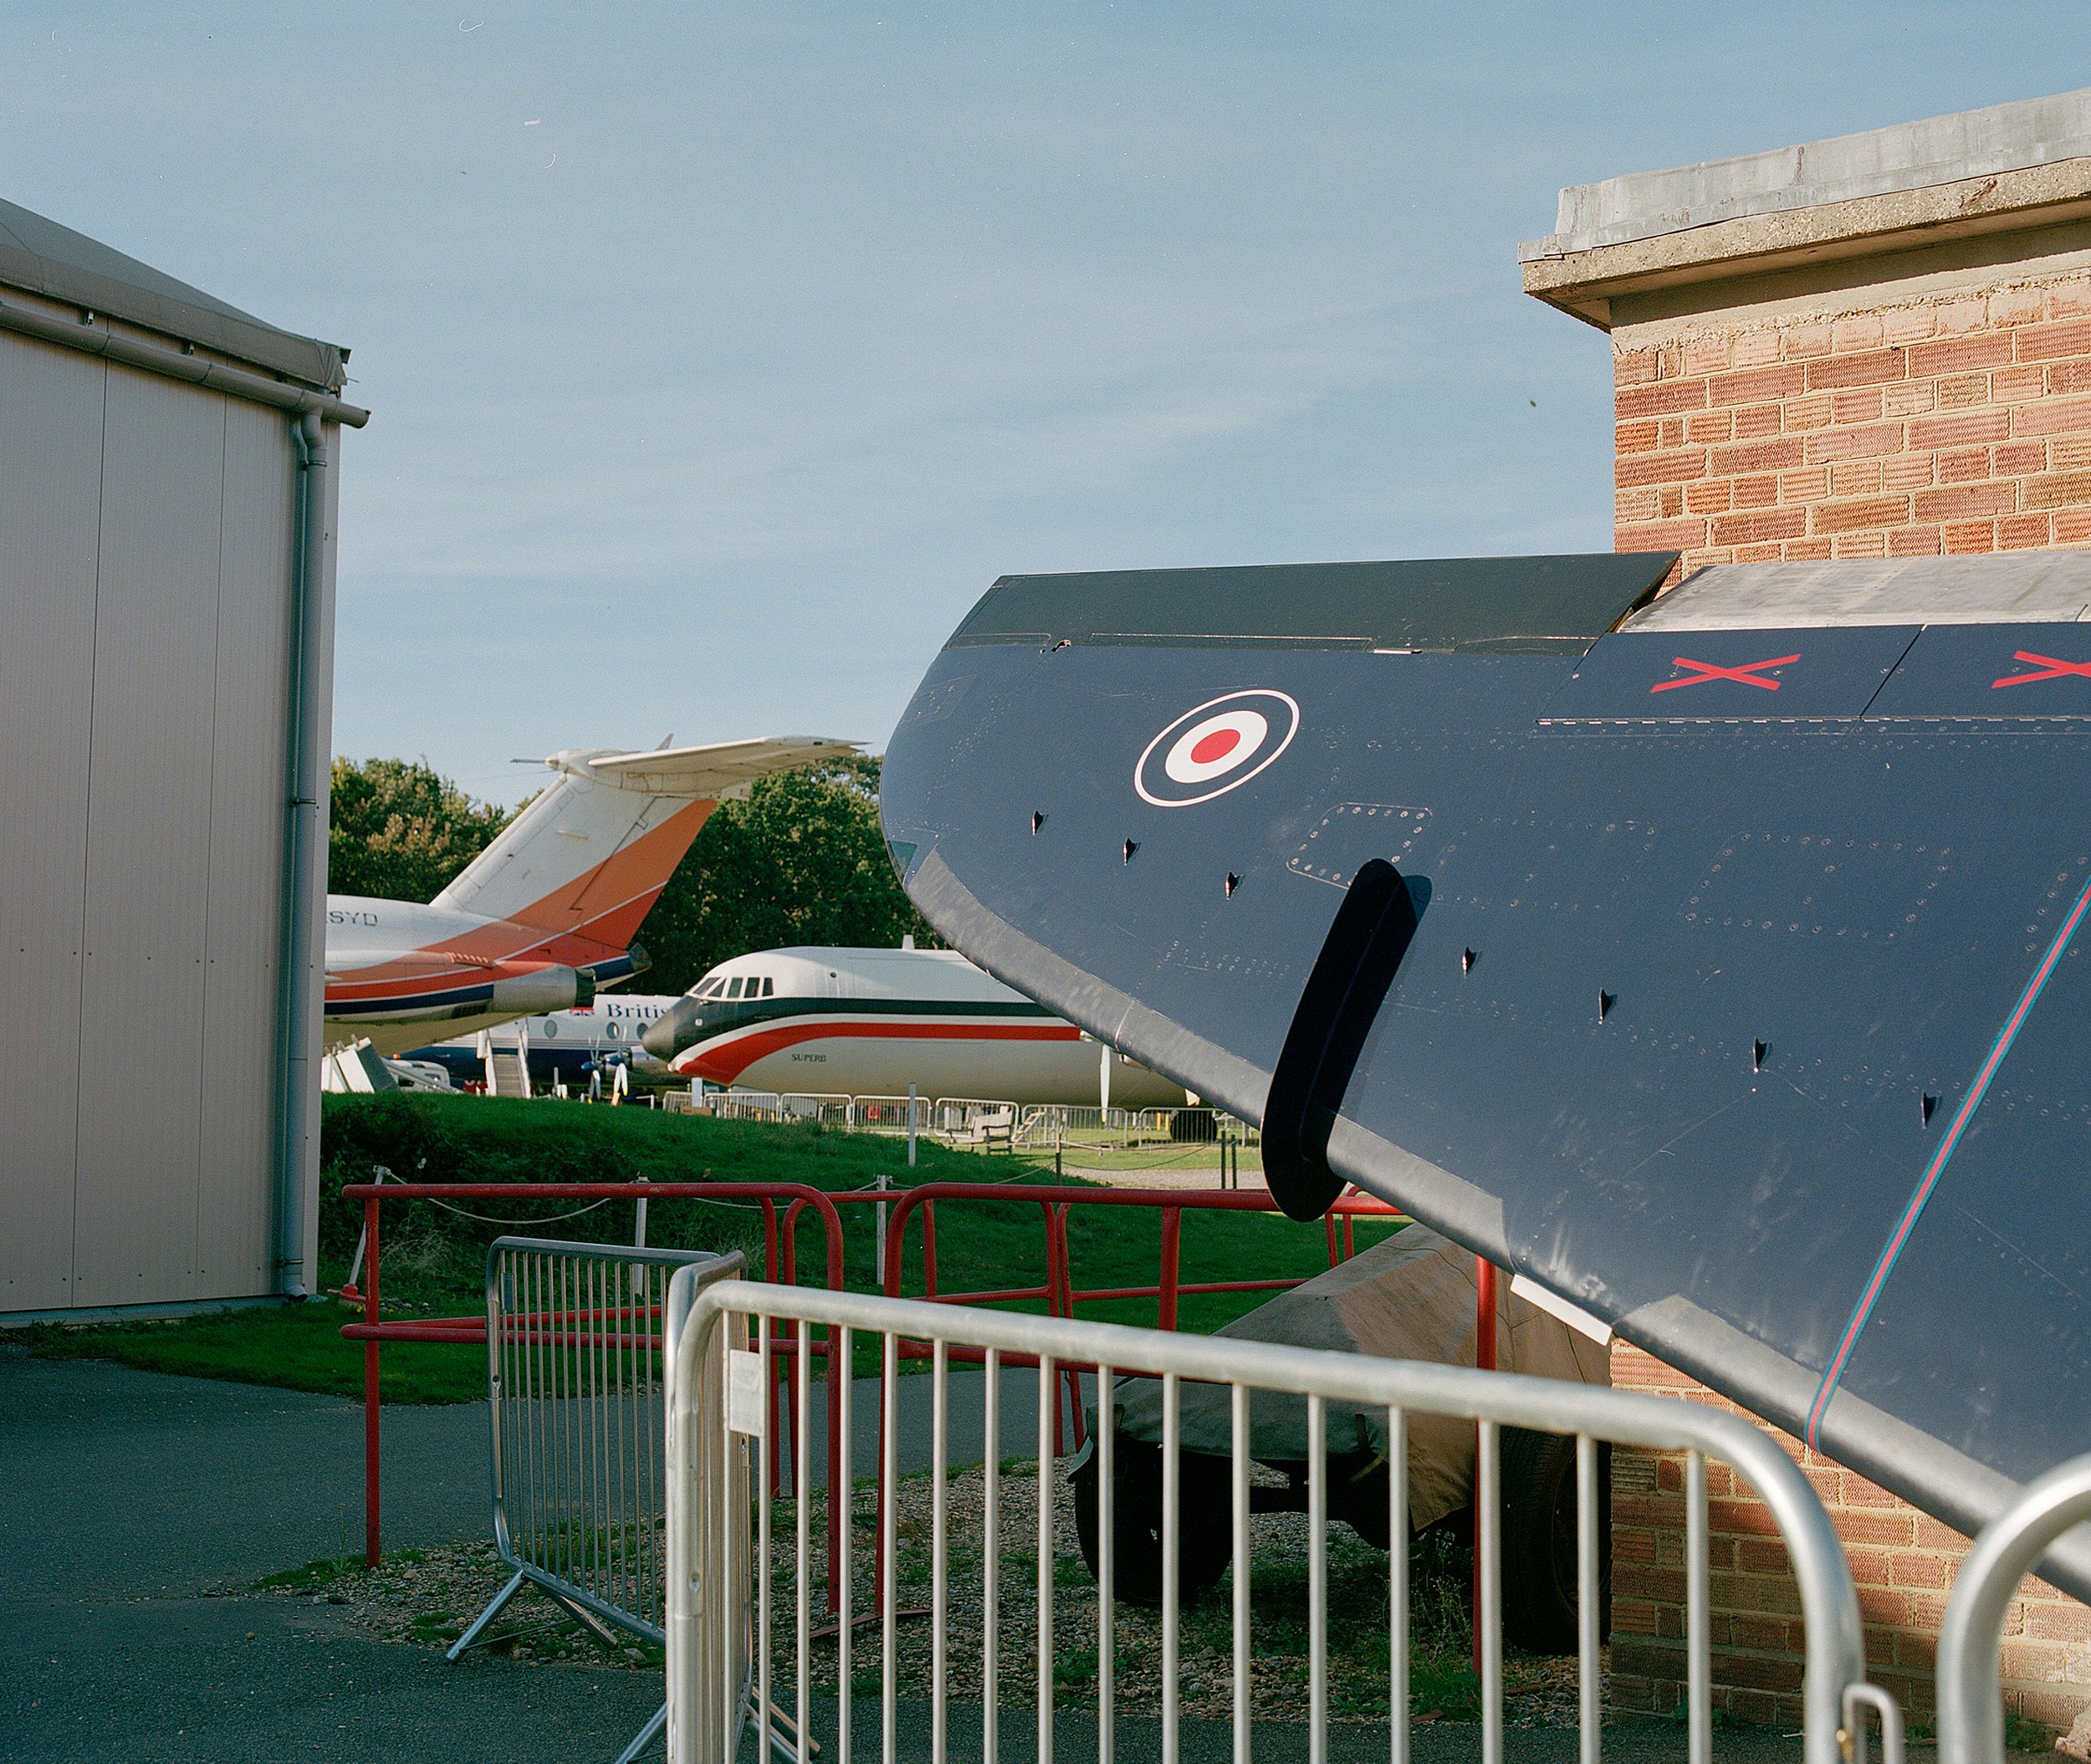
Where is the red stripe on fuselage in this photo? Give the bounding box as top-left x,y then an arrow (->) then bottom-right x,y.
676,1018 -> 1081,1083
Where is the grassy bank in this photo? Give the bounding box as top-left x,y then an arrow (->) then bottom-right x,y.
31,1092 -> 1398,1401
28,1301 -> 493,1404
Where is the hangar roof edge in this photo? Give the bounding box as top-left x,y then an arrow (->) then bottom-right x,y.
0,195 -> 347,391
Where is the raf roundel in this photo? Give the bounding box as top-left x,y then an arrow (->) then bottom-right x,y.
1135,689 -> 1301,807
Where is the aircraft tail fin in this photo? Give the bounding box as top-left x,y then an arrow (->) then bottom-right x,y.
434,737 -> 857,950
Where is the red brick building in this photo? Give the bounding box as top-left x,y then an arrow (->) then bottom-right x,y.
1527,89 -> 2091,577
1521,87 -> 2091,1729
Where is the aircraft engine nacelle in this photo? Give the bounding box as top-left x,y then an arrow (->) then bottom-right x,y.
484,962 -> 589,1017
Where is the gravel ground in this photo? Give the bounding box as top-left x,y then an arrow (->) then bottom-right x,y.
253,1540 -> 648,1668
279,1460 -> 1601,1731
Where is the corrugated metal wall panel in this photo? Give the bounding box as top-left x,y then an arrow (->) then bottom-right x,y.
195,401 -> 295,1296
70,367 -> 228,1307
0,336 -> 107,1312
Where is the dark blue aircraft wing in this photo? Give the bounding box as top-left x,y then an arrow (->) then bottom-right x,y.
882,552 -> 2091,1592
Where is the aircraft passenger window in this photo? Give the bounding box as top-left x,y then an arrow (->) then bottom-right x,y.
608,1023 -> 621,1038
543,1021 -> 557,1038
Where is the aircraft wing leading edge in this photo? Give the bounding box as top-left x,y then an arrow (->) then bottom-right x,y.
880,552 -> 2091,1597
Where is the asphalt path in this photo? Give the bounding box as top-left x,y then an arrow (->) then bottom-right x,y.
0,1352 -> 488,1600
0,1346 -> 678,1761
0,1344 -> 1965,1762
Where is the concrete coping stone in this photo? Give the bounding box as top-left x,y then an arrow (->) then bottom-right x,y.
1524,87 -> 2091,262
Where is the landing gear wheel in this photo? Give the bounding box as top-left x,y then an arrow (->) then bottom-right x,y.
1499,1427 -> 1610,1654
1072,1436 -> 1232,1608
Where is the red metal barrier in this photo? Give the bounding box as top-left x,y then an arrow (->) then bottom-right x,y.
338,1180 -> 846,1594
767,1182 -> 1403,1445
335,1173 -> 1413,1618
872,1180 -> 1401,1313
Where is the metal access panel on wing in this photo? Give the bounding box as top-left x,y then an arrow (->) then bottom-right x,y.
1864,621 -> 2091,723
1537,626 -> 1917,727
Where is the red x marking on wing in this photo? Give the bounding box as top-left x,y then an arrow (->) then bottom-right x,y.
1992,651 -> 2091,688
1649,653 -> 1802,694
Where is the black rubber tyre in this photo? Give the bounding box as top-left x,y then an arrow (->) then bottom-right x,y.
1071,1437 -> 1232,1608
1499,1427 -> 1610,1654
1327,1452 -> 1394,1550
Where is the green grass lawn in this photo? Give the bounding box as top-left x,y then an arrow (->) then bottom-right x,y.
30,1092 -> 1397,1403
28,1301 -> 491,1404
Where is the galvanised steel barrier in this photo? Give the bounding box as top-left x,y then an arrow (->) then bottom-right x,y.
664,1276 -> 1892,1764
340,1173 -> 1400,1630
767,1183 -> 1403,1485
447,1238 -> 744,1764
1936,1452 -> 2091,1764
338,1179 -> 848,1577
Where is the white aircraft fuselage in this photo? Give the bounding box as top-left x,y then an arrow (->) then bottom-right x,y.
641,945 -> 1188,1107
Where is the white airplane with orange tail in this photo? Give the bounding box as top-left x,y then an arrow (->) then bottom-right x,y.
325,738 -> 855,1056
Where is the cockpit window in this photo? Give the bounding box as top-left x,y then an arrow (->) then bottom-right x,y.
727,977 -> 745,999
762,977 -> 775,998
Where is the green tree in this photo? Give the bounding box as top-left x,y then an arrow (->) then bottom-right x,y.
637,753 -> 937,993
327,757 -> 514,902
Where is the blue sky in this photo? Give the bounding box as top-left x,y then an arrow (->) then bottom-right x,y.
7,4 -> 2091,802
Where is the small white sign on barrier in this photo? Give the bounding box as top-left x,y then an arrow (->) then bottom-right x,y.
726,1348 -> 766,1437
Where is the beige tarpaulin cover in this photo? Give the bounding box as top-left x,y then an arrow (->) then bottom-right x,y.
1110,1224 -> 1609,1530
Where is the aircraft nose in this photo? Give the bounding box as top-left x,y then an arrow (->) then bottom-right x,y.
642,999 -> 700,1060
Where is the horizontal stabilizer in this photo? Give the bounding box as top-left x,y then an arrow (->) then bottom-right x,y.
433,735 -> 859,939
579,736 -> 861,796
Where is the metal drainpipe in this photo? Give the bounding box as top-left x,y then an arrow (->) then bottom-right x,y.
277,410 -> 331,1297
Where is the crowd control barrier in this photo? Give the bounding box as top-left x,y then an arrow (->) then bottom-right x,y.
338,1179 -> 847,1580
663,1276 -> 1893,1764
443,1238 -> 742,1764
340,1175 -> 1397,1601
1936,1452 -> 2091,1764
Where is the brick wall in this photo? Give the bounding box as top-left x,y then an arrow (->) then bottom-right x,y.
1613,275 -> 2091,568
1609,1344 -> 2091,1730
